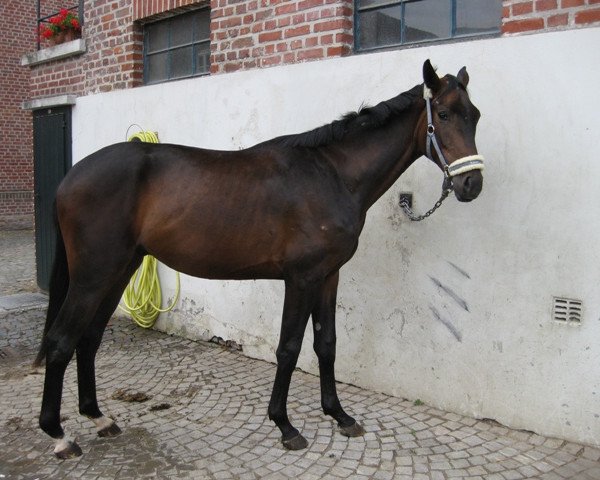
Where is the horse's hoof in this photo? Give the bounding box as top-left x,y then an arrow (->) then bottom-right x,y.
339,421 -> 366,437
97,422 -> 122,438
282,434 -> 308,450
54,440 -> 82,459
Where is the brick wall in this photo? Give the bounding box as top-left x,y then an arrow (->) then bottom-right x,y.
0,0 -> 36,228
503,0 -> 600,33
210,0 -> 353,74
30,0 -> 142,98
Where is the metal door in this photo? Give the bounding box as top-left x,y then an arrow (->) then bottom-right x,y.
33,107 -> 71,291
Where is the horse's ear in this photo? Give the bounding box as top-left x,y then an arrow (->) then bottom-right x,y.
457,66 -> 469,88
423,59 -> 441,93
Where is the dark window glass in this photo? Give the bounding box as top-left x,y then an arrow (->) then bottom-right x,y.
455,0 -> 503,36
404,0 -> 452,43
359,6 -> 402,50
356,0 -> 501,52
144,9 -> 211,85
147,52 -> 169,83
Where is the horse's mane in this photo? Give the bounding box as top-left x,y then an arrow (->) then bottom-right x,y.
262,83 -> 423,149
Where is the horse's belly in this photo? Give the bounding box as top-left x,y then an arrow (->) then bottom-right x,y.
144,231 -> 287,280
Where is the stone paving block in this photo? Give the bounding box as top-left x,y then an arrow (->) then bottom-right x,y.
583,447 -> 600,462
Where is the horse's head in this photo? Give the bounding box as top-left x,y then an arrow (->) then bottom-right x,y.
419,60 -> 484,203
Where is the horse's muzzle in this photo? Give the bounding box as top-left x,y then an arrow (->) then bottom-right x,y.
453,170 -> 483,202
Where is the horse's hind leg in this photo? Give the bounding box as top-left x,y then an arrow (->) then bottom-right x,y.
268,279 -> 317,450
312,271 -> 365,437
39,285 -> 112,459
76,256 -> 142,438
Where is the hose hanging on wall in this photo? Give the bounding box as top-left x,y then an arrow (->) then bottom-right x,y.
118,126 -> 181,328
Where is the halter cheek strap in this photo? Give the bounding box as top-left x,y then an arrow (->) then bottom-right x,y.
423,85 -> 485,178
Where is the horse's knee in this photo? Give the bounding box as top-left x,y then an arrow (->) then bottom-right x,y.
275,340 -> 302,366
313,338 -> 336,363
45,336 -> 76,368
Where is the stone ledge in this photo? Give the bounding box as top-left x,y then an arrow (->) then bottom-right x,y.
22,95 -> 77,111
0,293 -> 47,319
20,39 -> 86,67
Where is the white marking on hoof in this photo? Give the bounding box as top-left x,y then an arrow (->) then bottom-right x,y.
92,416 -> 114,431
53,432 -> 76,454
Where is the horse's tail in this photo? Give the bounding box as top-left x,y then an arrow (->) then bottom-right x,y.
33,211 -> 69,367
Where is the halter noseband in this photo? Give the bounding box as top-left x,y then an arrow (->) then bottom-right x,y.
423,85 -> 485,183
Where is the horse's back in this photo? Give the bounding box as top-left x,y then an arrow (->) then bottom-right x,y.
56,142 -> 361,280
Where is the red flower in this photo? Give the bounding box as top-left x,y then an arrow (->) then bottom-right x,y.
40,8 -> 82,43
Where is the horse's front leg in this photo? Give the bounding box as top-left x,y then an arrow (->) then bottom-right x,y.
268,279 -> 316,450
312,271 -> 365,437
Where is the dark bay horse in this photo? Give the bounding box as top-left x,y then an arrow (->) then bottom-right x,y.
35,60 -> 484,458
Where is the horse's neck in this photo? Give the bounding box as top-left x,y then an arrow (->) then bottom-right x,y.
333,104 -> 424,212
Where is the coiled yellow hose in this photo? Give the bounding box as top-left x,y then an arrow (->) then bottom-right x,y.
118,128 -> 180,328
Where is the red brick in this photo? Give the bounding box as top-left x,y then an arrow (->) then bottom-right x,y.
224,62 -> 242,72
261,55 -> 282,66
502,17 -> 545,33
326,45 -> 347,56
575,7 -> 600,23
293,13 -> 307,24
561,0 -> 584,6
275,3 -> 297,15
298,0 -> 323,9
277,16 -> 291,27
547,13 -> 568,26
259,31 -> 282,42
314,19 -> 351,32
512,2 -> 533,15
284,25 -> 311,38
320,34 -> 334,44
535,0 -> 557,11
297,48 -> 323,60
232,37 -> 254,48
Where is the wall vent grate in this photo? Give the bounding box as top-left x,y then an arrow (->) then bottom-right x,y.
552,297 -> 582,324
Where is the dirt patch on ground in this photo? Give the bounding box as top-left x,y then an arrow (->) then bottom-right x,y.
111,389 -> 151,403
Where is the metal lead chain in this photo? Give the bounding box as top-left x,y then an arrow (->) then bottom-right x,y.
400,188 -> 452,221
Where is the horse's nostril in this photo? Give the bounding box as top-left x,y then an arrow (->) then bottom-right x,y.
464,176 -> 472,192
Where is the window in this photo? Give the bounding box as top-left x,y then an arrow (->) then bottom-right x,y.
144,9 -> 210,85
356,0 -> 501,52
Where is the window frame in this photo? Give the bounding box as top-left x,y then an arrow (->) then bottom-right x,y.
143,8 -> 211,85
354,0 -> 501,53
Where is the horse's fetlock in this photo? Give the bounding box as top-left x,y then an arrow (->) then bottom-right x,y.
39,413 -> 63,439
268,406 -> 286,424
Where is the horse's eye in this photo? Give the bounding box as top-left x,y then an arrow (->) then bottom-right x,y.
438,111 -> 449,121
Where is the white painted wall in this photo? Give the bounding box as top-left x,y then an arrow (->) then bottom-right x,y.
73,27 -> 600,447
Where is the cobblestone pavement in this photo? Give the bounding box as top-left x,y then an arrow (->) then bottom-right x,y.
1,232 -> 599,479
0,230 -> 38,295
